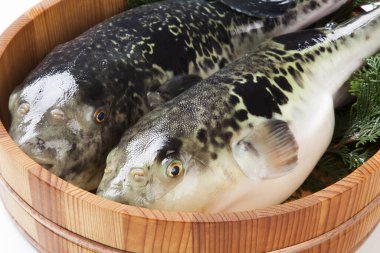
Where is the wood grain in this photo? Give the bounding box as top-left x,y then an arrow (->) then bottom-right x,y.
0,0 -> 380,252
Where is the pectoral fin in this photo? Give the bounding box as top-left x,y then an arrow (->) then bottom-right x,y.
232,119 -> 298,179
217,0 -> 296,18
147,74 -> 202,108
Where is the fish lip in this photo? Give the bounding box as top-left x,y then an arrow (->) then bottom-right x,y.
97,190 -> 126,204
31,157 -> 55,169
40,164 -> 53,170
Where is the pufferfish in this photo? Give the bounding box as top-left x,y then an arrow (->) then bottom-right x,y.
97,7 -> 380,212
8,0 -> 347,190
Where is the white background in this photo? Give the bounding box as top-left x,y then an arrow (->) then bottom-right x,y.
0,1 -> 379,252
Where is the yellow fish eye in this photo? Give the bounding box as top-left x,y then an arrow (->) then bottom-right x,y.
94,109 -> 106,123
166,160 -> 184,178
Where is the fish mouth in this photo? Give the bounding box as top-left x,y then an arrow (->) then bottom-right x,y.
40,164 -> 53,170
97,186 -> 128,204
31,157 -> 55,170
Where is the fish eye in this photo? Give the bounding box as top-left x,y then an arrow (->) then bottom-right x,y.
94,109 -> 106,123
166,160 -> 184,178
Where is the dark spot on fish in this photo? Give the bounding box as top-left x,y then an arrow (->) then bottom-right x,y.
273,29 -> 326,51
269,49 -> 286,55
305,53 -> 315,62
327,47 -> 333,53
219,58 -> 228,69
138,109 -> 144,115
293,52 -> 304,62
332,41 -> 339,50
272,67 -> 280,74
280,68 -> 287,75
309,1 -> 319,10
197,129 -> 208,144
234,109 -> 248,121
222,118 -> 240,131
287,66 -> 298,78
262,19 -> 275,33
320,46 -> 326,52
303,5 -> 309,14
281,11 -> 297,26
144,28 -> 198,74
266,52 -> 282,61
156,138 -> 183,162
211,152 -> 218,160
268,85 -> 288,105
295,62 -> 304,73
274,76 -> 293,92
220,131 -> 233,143
283,56 -> 295,62
210,136 -> 225,148
133,96 -> 143,106
233,76 -> 281,118
204,58 -> 214,69
229,95 -> 240,105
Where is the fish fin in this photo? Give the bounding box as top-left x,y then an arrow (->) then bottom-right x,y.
147,74 -> 202,108
232,119 -> 298,179
217,0 -> 296,18
146,91 -> 166,108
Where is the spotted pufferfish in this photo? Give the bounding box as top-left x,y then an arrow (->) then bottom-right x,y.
97,7 -> 380,212
8,0 -> 348,190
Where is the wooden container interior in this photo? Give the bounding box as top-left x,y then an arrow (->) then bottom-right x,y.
0,0 -> 380,252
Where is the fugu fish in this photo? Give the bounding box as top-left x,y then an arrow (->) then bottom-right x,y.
97,8 -> 380,212
9,0 -> 348,190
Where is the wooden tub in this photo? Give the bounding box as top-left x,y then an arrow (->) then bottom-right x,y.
0,0 -> 380,252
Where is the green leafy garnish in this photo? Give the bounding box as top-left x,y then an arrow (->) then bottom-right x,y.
293,53 -> 380,199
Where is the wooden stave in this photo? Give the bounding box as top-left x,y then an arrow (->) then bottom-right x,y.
0,0 -> 379,252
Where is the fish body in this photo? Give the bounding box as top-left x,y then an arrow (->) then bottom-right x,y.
97,8 -> 380,212
9,0 -> 348,190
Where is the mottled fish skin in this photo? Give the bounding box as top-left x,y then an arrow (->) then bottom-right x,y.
97,8 -> 380,212
9,0 -> 348,190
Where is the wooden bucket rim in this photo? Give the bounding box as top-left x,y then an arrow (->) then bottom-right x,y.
0,0 -> 379,224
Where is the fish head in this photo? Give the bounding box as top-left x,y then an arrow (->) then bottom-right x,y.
97,119 -> 245,212
8,67 -> 124,190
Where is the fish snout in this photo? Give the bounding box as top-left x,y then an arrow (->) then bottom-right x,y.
96,185 -> 127,204
17,137 -> 55,170
8,90 -> 21,113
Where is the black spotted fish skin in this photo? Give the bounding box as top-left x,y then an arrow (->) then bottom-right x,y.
97,9 -> 380,210
137,9 -> 380,160
9,0 -> 348,190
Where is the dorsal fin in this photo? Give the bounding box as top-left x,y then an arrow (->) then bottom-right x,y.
147,74 -> 202,108
217,0 -> 297,18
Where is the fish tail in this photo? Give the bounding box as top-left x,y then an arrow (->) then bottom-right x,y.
323,7 -> 380,97
332,6 -> 380,39
276,0 -> 350,33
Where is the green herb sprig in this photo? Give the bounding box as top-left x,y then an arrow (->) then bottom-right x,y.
294,53 -> 380,197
